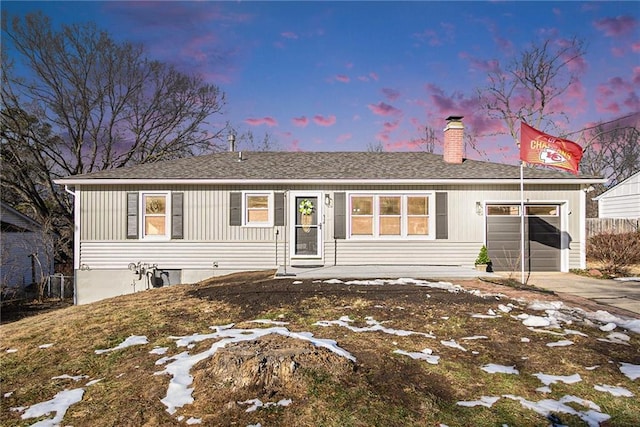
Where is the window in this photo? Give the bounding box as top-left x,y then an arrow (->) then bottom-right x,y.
142,193 -> 170,239
349,194 -> 432,238
526,205 -> 558,216
407,196 -> 428,236
244,192 -> 273,226
351,196 -> 373,235
379,196 -> 401,235
487,205 -> 520,216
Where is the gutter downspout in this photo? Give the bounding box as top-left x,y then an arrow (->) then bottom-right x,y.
65,185 -> 80,305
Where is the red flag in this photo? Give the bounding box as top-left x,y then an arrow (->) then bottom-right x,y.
519,122 -> 583,175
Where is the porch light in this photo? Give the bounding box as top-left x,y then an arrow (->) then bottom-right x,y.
325,194 -> 332,206
475,201 -> 483,216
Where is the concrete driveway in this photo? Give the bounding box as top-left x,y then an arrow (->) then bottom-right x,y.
496,272 -> 640,316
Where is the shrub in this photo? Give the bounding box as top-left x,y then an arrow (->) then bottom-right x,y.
475,245 -> 491,265
587,231 -> 640,276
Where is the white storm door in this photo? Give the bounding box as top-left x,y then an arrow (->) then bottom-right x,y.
290,192 -> 323,261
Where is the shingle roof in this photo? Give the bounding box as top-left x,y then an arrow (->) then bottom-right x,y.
58,151 -> 601,182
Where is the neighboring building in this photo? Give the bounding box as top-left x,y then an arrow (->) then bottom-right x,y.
1,202 -> 54,291
56,117 -> 605,304
594,171 -> 640,219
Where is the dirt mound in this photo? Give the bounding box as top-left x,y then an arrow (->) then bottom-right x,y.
192,333 -> 355,400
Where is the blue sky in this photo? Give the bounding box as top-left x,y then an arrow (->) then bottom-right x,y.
3,1 -> 639,162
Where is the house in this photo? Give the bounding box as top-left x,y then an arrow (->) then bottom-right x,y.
594,171 -> 640,219
1,202 -> 54,292
56,117 -> 605,304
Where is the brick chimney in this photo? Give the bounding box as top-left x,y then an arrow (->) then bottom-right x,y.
443,115 -> 464,164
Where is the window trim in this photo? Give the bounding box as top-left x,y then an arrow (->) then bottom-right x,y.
242,191 -> 274,227
140,191 -> 171,240
347,192 -> 435,240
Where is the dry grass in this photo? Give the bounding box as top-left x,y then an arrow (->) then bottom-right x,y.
1,271 -> 639,426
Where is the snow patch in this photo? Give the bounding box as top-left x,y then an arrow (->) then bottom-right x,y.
546,340 -> 574,347
440,340 -> 467,352
504,394 -> 609,427
594,384 -> 634,397
95,335 -> 148,354
619,362 -> 640,381
456,395 -> 500,408
19,388 -> 85,426
393,348 -> 440,365
481,364 -> 519,375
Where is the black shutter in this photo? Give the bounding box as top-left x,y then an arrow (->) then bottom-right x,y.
436,192 -> 448,239
229,192 -> 242,226
171,192 -> 184,239
334,192 -> 346,239
274,192 -> 285,226
127,192 -> 138,239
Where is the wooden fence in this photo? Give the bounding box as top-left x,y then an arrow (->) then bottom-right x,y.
586,218 -> 639,239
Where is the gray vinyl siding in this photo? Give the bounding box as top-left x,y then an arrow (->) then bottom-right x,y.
597,172 -> 640,219
79,241 -> 285,270
599,195 -> 640,219
323,240 -> 479,266
78,183 -> 584,270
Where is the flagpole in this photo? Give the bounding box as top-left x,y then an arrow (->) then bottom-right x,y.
520,161 -> 525,284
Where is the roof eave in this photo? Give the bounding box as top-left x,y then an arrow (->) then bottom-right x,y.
54,177 -> 608,186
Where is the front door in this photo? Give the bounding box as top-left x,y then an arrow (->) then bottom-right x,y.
290,192 -> 323,265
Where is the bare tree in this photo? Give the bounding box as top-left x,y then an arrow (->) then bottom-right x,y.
1,12 -> 226,262
576,113 -> 640,216
234,129 -> 282,151
366,141 -> 385,152
413,126 -> 438,153
479,36 -> 586,144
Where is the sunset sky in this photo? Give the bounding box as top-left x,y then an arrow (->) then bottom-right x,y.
3,1 -> 639,163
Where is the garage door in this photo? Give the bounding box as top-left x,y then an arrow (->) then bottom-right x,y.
486,205 -> 561,272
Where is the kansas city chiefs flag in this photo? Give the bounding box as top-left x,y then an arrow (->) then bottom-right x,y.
519,122 -> 584,175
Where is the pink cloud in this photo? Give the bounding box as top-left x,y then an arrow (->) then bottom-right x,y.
611,46 -> 626,57
412,22 -> 455,47
292,116 -> 309,127
554,38 -> 588,74
459,52 -> 501,73
413,29 -> 442,46
335,74 -> 350,83
281,31 -> 299,39
289,139 -> 302,152
382,88 -> 400,101
369,72 -> 379,81
624,92 -> 640,110
358,75 -> 370,82
593,15 -> 637,37
423,84 -> 506,138
594,73 -> 640,113
245,117 -> 278,127
337,133 -> 352,143
383,121 -> 400,132
376,132 -> 391,144
493,36 -> 514,54
368,102 -> 402,116
313,115 -> 337,127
